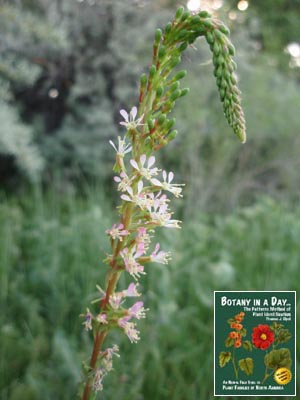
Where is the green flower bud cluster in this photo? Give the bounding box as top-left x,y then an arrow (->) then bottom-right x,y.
207,22 -> 246,143
138,6 -> 246,153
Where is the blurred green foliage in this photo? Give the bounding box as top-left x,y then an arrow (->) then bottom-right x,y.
1,191 -> 300,399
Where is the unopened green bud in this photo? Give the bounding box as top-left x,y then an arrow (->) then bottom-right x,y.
230,75 -> 237,85
147,119 -> 154,130
179,88 -> 190,97
219,25 -> 230,35
178,41 -> 188,52
198,10 -> 211,18
217,54 -> 224,65
165,22 -> 172,35
221,79 -> 227,89
170,90 -> 181,101
166,118 -> 176,129
167,130 -> 178,141
169,56 -> 181,69
203,19 -> 213,28
170,81 -> 180,92
174,70 -> 187,81
216,66 -> 223,78
214,29 -> 224,42
149,65 -> 156,78
190,15 -> 201,24
206,32 -> 214,45
140,73 -> 147,87
156,86 -> 164,98
158,114 -> 167,125
228,43 -> 235,56
180,11 -> 190,22
220,88 -> 226,101
155,28 -> 162,44
178,29 -> 188,40
158,46 -> 166,60
213,41 -> 220,55
175,6 -> 184,20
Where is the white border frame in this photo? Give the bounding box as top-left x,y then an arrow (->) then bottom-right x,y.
214,290 -> 296,397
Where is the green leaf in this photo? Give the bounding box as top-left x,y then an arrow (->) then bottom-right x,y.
239,328 -> 247,337
225,337 -> 235,347
276,328 -> 292,344
238,358 -> 254,375
219,351 -> 231,367
242,340 -> 252,351
227,318 -> 235,324
264,348 -> 292,369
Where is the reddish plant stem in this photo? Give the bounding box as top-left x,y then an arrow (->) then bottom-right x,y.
82,330 -> 107,400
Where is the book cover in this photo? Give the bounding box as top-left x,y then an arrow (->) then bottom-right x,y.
214,291 -> 296,396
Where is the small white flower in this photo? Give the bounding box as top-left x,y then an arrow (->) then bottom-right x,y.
96,313 -> 108,324
150,243 -> 171,264
151,170 -> 184,198
119,106 -> 144,130
114,171 -> 133,192
109,136 -> 132,156
121,181 -> 150,209
83,308 -> 93,331
130,154 -> 159,180
148,203 -> 181,228
118,318 -> 141,343
105,223 -> 129,241
123,282 -> 141,297
128,301 -> 147,319
120,246 -> 146,280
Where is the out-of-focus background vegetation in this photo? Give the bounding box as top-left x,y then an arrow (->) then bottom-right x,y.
1,0 -> 300,399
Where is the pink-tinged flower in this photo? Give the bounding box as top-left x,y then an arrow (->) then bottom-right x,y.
114,171 -> 133,192
130,154 -> 159,180
120,246 -> 146,280
151,170 -> 184,198
136,227 -> 151,252
83,308 -> 93,331
109,293 -> 123,309
104,344 -> 120,360
106,223 -> 129,241
109,136 -> 132,156
96,313 -> 108,324
119,106 -> 144,130
118,318 -> 140,343
148,203 -> 181,229
123,282 -> 141,297
129,301 -> 147,319
92,368 -> 105,392
150,243 -> 171,264
121,181 -> 149,209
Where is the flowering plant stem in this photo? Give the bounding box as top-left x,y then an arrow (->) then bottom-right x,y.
80,6 -> 246,399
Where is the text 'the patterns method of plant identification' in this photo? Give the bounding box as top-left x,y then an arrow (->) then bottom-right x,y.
79,6 -> 246,399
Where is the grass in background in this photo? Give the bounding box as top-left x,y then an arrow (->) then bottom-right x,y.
0,188 -> 299,399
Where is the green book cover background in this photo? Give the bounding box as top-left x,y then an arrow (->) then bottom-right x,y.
214,291 -> 296,396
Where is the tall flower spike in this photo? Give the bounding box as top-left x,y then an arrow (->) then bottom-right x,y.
80,7 -> 246,399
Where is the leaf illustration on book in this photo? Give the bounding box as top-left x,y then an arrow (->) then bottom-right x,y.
264,348 -> 292,369
276,328 -> 292,344
238,358 -> 253,375
242,340 -> 252,351
219,351 -> 231,367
